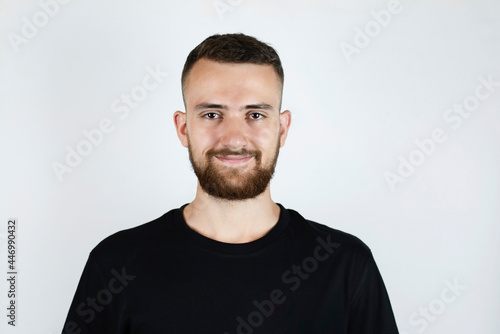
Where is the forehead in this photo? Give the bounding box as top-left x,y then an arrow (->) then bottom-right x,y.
183,59 -> 282,110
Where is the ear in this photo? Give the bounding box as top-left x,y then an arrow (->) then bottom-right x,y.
278,110 -> 292,148
173,110 -> 188,148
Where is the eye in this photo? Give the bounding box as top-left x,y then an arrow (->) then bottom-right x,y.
248,112 -> 264,120
203,112 -> 220,119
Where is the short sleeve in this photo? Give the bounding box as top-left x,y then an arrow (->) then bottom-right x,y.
347,255 -> 399,334
62,254 -> 118,334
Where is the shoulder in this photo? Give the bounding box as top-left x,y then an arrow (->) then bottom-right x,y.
88,207 -> 181,265
284,206 -> 373,260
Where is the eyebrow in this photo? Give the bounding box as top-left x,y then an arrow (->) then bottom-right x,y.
194,103 -> 274,111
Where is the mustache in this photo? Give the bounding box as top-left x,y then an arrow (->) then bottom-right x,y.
206,148 -> 261,159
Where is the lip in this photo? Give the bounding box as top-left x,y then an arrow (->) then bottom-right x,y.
215,155 -> 253,165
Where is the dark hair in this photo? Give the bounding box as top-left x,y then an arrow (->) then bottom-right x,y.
181,33 -> 284,90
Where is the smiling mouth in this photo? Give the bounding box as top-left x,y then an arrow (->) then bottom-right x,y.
215,155 -> 253,165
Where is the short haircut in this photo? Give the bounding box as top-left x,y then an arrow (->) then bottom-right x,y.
181,33 -> 284,92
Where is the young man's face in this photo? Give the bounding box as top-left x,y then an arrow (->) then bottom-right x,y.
174,58 -> 291,200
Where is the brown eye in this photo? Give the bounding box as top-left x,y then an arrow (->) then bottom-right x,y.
249,113 -> 264,120
204,112 -> 219,119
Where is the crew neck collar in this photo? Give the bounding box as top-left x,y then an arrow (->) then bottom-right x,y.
174,203 -> 290,256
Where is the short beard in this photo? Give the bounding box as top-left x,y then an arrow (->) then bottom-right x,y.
188,137 -> 279,201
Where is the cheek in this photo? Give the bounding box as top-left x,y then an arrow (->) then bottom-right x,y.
251,127 -> 279,151
188,128 -> 218,154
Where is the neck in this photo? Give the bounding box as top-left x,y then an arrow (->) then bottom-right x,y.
182,182 -> 280,244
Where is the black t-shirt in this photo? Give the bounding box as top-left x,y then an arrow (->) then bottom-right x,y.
63,204 -> 399,334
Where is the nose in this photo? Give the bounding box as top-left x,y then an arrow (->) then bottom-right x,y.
219,116 -> 248,150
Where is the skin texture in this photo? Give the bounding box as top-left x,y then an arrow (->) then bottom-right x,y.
174,59 -> 291,243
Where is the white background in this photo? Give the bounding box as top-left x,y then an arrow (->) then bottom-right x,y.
1,0 -> 499,333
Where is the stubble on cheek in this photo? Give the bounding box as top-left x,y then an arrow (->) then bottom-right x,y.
186,134 -> 279,200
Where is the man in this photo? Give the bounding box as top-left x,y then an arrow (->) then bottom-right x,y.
63,33 -> 399,333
